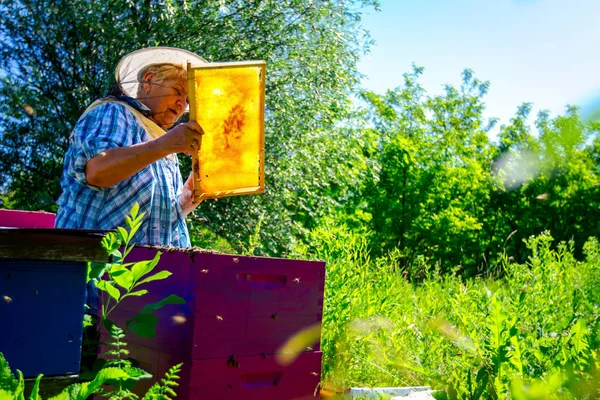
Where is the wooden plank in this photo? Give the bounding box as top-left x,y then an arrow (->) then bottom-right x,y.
0,229 -> 111,263
24,375 -> 79,398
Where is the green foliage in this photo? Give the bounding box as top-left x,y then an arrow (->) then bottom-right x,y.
50,367 -> 143,400
142,364 -> 182,400
0,353 -> 18,393
295,223 -> 600,399
0,353 -> 27,400
0,349 -> 151,400
90,203 -> 185,338
358,67 -> 600,276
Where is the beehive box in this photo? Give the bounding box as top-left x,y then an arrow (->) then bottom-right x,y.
0,214 -> 108,377
105,247 -> 325,399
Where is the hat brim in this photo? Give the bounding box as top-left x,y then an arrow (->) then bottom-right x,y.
116,47 -> 207,99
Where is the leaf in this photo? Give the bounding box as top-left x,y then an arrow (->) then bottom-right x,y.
121,366 -> 152,381
130,203 -> 140,220
50,367 -> 131,400
87,262 -> 107,283
131,252 -> 162,282
96,281 -> 120,301
138,294 -> 185,316
14,370 -> 24,400
117,226 -> 129,244
83,314 -> 93,329
126,313 -> 159,338
28,374 -> 43,400
570,319 -> 589,355
101,232 -> 121,255
0,389 -> 15,400
136,270 -> 172,286
509,335 -> 524,376
126,289 -> 149,297
0,352 -> 17,392
111,265 -> 134,290
103,366 -> 152,391
489,293 -> 507,350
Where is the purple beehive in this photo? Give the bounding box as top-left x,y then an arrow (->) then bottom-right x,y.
0,209 -> 56,229
105,247 -> 325,399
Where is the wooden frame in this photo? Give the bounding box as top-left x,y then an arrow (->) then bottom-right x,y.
187,60 -> 266,201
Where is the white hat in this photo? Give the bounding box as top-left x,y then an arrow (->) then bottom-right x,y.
115,47 -> 207,98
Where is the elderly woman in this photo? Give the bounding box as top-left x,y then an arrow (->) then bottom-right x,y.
56,47 -> 206,247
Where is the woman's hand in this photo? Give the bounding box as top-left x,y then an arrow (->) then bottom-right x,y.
179,172 -> 205,216
157,121 -> 204,155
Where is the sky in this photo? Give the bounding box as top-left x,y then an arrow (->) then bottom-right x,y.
357,0 -> 600,139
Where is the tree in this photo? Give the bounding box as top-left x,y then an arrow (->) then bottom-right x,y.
492,106 -> 600,264
362,67 -> 497,276
360,66 -> 600,276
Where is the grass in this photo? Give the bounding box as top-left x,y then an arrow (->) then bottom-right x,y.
293,222 -> 600,399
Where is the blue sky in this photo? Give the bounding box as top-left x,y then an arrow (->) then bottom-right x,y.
357,0 -> 600,138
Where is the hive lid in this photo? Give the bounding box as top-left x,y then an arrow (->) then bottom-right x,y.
0,229 -> 112,263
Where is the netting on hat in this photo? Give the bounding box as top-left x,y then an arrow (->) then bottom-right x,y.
188,61 -> 265,199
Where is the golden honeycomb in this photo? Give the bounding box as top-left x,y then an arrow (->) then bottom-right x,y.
188,61 -> 265,199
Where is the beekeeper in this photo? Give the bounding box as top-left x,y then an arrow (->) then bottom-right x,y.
56,47 -> 206,247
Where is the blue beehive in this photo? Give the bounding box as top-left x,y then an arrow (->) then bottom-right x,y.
0,227 -> 109,377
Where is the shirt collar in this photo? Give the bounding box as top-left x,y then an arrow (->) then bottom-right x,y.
116,95 -> 152,117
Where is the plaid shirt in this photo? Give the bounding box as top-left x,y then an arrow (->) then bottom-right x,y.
56,97 -> 191,248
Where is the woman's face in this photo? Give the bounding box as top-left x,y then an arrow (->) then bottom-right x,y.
140,72 -> 188,129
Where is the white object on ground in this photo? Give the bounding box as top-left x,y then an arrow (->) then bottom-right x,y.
392,389 -> 437,399
348,386 -> 432,399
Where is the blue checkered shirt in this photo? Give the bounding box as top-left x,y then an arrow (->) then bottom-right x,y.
56,97 -> 191,248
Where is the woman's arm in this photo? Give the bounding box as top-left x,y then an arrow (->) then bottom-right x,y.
86,121 -> 204,188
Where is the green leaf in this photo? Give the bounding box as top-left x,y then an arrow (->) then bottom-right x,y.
101,232 -> 121,254
126,313 -> 159,338
138,294 -> 185,316
111,265 -> 134,290
117,226 -> 129,244
0,352 -> 17,392
14,370 -> 24,400
130,203 -> 140,220
28,374 -> 43,400
50,367 -> 131,400
0,389 -> 14,400
131,252 -> 162,282
121,366 -> 152,381
126,289 -> 149,297
96,281 -> 120,301
136,270 -> 172,286
509,335 -> 524,376
87,262 -> 107,283
570,319 -> 589,355
83,314 -> 94,329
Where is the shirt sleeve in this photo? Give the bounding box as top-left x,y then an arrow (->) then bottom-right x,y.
68,102 -> 139,190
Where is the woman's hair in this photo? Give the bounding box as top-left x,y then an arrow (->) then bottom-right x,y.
136,63 -> 186,97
